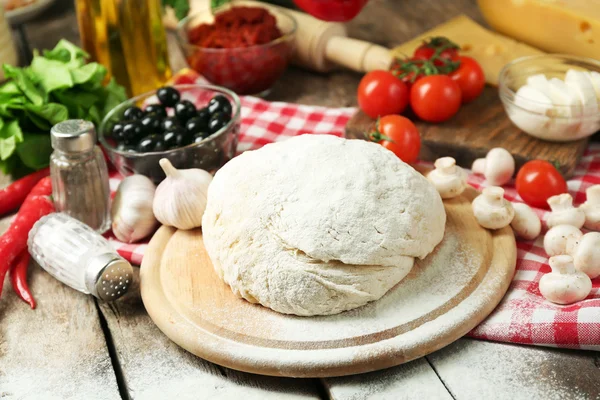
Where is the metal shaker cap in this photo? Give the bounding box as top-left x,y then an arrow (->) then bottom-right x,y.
85,252 -> 134,301
51,120 -> 96,153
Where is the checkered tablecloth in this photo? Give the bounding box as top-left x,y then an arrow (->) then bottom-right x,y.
106,94 -> 600,351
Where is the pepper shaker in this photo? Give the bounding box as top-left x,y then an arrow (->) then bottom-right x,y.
50,120 -> 111,233
28,213 -> 133,301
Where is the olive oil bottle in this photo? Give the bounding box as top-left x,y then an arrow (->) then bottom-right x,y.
75,0 -> 172,96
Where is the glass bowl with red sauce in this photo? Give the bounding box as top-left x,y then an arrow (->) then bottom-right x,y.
176,5 -> 297,96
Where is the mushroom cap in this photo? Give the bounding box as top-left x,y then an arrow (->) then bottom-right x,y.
510,203 -> 541,240
475,148 -> 515,186
572,232 -> 600,279
543,224 -> 583,256
546,194 -> 585,229
427,157 -> 468,199
581,186 -> 600,230
472,187 -> 515,229
540,255 -> 592,305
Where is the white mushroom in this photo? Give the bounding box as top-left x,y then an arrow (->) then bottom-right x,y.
539,255 -> 592,305
543,224 -> 582,256
546,193 -> 585,229
471,148 -> 515,186
472,186 -> 515,229
510,203 -> 542,240
427,157 -> 468,199
571,232 -> 600,279
580,184 -> 600,231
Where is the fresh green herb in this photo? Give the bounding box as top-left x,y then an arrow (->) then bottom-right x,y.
211,0 -> 230,9
0,40 -> 127,177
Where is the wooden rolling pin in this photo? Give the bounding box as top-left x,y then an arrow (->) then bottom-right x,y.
167,0 -> 393,74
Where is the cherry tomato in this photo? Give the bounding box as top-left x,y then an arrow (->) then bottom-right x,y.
358,70 -> 409,119
413,37 -> 459,66
449,56 -> 485,103
516,160 -> 568,209
389,58 -> 424,91
293,0 -> 368,22
410,75 -> 462,123
369,115 -> 421,164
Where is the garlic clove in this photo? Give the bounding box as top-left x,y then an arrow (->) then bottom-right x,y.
539,255 -> 592,305
111,175 -> 158,243
472,186 -> 515,230
580,184 -> 600,231
546,193 -> 585,229
427,157 -> 468,199
153,158 -> 213,230
510,203 -> 541,240
572,232 -> 600,279
543,224 -> 582,257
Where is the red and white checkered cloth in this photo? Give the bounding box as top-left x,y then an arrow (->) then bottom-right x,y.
106,95 -> 600,351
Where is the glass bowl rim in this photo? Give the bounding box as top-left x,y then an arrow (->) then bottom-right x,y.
175,5 -> 298,54
98,83 -> 242,158
498,53 -> 600,108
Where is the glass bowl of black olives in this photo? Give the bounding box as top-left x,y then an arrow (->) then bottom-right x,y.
99,84 -> 240,182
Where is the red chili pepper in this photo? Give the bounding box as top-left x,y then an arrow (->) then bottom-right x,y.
9,250 -> 35,309
0,167 -> 50,216
0,176 -> 54,300
292,0 -> 368,22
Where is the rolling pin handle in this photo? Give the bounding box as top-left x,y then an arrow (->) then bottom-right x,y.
325,36 -> 393,73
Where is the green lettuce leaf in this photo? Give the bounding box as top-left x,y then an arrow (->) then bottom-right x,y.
16,133 -> 52,170
0,120 -> 24,161
30,56 -> 74,93
3,64 -> 46,106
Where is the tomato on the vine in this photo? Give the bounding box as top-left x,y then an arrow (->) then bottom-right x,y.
367,115 -> 421,164
357,70 -> 409,119
516,160 -> 568,209
413,37 -> 460,66
449,56 -> 485,103
410,75 -> 462,123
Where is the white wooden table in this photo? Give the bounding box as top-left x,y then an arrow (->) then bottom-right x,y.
2,0 -> 600,398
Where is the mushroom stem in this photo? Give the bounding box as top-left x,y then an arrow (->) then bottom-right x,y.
482,187 -> 505,206
547,193 -> 573,211
434,157 -> 457,175
549,255 -> 576,274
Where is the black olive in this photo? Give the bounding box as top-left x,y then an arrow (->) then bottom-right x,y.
161,116 -> 180,132
156,86 -> 181,107
140,113 -> 163,135
144,104 -> 167,119
111,122 -> 126,141
196,107 -> 210,127
174,100 -> 197,123
208,112 -> 229,134
122,120 -> 145,145
207,95 -> 232,117
123,106 -> 144,120
137,134 -> 165,153
163,129 -> 189,149
192,132 -> 213,143
186,116 -> 209,135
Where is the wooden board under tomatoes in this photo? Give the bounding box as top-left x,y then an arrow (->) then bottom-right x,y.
346,27 -> 591,178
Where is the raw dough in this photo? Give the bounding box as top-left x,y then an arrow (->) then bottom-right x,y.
202,135 -> 446,316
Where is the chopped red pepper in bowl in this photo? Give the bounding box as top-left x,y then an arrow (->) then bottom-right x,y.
177,6 -> 297,96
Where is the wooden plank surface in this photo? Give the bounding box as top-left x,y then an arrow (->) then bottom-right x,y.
0,175 -> 121,400
2,0 -> 600,399
97,269 -> 322,399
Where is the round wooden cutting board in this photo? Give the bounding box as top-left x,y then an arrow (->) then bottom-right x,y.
140,186 -> 516,378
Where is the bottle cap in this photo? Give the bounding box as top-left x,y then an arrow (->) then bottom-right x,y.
51,120 -> 96,153
85,252 -> 134,301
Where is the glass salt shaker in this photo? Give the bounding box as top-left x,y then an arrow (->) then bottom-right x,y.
28,213 -> 133,301
50,120 -> 111,233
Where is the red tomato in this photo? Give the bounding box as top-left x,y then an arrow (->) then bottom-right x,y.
358,70 -> 409,119
449,56 -> 485,103
293,0 -> 368,22
410,75 -> 462,123
516,160 -> 568,209
413,37 -> 459,66
389,58 -> 424,91
369,115 -> 421,164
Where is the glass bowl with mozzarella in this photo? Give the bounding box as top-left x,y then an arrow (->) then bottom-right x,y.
499,54 -> 600,142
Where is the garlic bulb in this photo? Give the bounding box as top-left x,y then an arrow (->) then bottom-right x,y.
111,175 -> 158,243
153,158 -> 212,230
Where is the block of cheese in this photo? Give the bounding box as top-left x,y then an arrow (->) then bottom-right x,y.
478,0 -> 600,61
390,15 -> 543,86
